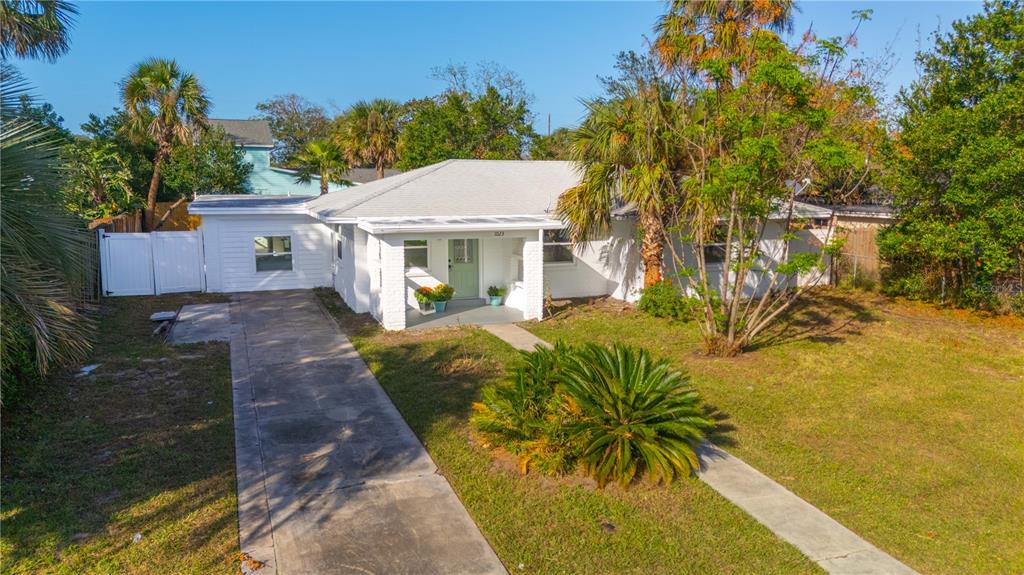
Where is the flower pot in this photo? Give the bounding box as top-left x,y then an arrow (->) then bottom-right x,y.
433,300 -> 448,313
417,301 -> 433,314
488,296 -> 502,306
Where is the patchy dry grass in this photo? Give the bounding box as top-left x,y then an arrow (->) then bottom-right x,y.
527,289 -> 1024,575
1,294 -> 238,575
315,288 -> 819,574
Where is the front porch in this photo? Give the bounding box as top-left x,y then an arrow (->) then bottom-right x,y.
406,298 -> 526,330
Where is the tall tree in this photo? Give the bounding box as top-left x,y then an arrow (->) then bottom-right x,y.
398,63 -> 536,169
1,63 -> 94,396
255,94 -> 331,167
0,0 -> 77,62
559,51 -> 685,288
529,127 -> 573,160
335,99 -> 403,179
293,139 -> 349,196
162,127 -> 253,198
61,138 -> 138,219
120,58 -> 209,230
879,0 -> 1024,307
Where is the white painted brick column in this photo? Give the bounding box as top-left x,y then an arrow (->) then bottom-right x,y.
378,237 -> 407,330
522,230 -> 544,321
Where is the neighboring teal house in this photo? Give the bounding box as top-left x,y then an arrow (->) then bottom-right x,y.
209,119 -> 348,196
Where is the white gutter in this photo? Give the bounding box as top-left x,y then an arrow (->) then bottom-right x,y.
357,219 -> 564,234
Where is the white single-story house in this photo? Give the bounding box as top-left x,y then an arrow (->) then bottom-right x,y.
189,159 -> 832,330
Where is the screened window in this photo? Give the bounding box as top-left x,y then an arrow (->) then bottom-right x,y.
703,224 -> 730,265
255,236 -> 292,271
543,229 -> 574,263
404,240 -> 429,270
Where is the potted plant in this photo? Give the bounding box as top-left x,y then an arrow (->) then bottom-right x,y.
414,286 -> 435,313
487,285 -> 506,306
432,283 -> 455,312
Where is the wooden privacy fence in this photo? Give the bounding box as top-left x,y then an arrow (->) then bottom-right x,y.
833,225 -> 883,286
87,201 -> 201,233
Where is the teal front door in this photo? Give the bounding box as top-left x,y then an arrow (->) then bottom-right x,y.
448,239 -> 480,300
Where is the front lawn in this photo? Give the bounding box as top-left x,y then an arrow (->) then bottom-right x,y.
1,294 -> 239,575
315,289 -> 818,574
527,290 -> 1024,575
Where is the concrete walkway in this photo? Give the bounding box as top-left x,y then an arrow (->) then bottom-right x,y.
229,290 -> 505,575
484,325 -> 917,575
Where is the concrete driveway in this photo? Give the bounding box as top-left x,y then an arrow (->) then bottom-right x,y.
229,290 -> 505,575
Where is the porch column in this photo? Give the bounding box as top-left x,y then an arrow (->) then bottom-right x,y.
379,236 -> 407,330
522,229 -> 544,320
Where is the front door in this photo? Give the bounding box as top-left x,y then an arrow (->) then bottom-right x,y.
448,239 -> 480,299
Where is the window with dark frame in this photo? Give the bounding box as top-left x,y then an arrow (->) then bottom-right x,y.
543,229 -> 574,263
255,236 -> 293,272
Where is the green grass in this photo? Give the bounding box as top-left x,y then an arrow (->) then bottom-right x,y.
315,288 -> 819,574
1,294 -> 239,575
526,290 -> 1024,575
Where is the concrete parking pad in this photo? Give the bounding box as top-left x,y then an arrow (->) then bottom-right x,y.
229,290 -> 505,575
169,303 -> 231,344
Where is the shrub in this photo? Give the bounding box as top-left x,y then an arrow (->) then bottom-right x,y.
638,280 -> 695,319
471,343 -> 579,475
560,344 -> 714,487
472,342 -> 714,486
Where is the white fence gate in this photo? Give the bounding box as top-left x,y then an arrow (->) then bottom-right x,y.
99,230 -> 205,296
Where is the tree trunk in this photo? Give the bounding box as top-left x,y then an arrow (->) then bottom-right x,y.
320,171 -> 328,196
639,206 -> 665,287
144,149 -> 168,231
376,161 -> 385,180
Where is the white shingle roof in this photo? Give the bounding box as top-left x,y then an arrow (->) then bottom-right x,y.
308,159 -> 581,220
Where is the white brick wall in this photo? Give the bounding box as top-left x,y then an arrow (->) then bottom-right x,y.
379,237 -> 407,330
522,233 -> 544,320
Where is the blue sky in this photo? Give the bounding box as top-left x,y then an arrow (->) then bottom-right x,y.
17,1 -> 984,134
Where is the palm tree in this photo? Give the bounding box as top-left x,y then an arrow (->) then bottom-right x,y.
559,82 -> 685,288
120,58 -> 209,230
1,63 -> 94,392
293,139 -> 350,195
335,99 -> 402,179
0,0 -> 78,62
654,0 -> 794,80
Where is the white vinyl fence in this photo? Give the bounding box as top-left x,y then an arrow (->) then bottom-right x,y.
99,230 -> 205,296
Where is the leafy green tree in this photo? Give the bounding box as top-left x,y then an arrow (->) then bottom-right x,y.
879,0 -> 1024,308
529,127 -> 573,160
61,138 -> 138,219
0,0 -> 77,62
162,127 -> 252,197
255,94 -> 331,167
1,63 -> 94,398
397,64 -> 536,169
80,109 -> 155,194
120,58 -> 209,230
15,94 -> 71,140
293,139 -> 350,195
334,99 -> 403,179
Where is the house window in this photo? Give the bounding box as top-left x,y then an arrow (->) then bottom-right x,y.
543,229 -> 574,263
703,224 -> 731,265
337,239 -> 344,260
404,240 -> 429,270
255,236 -> 292,271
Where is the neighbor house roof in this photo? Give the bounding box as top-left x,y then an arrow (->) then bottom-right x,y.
308,159 -> 581,221
342,167 -> 404,184
209,119 -> 274,147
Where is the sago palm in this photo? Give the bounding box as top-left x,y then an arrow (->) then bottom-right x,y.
1,63 -> 94,392
559,82 -> 685,288
558,343 -> 713,487
335,99 -> 403,179
293,139 -> 350,195
0,0 -> 77,62
120,57 -> 209,229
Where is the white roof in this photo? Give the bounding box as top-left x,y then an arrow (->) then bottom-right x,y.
308,159 -> 580,221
